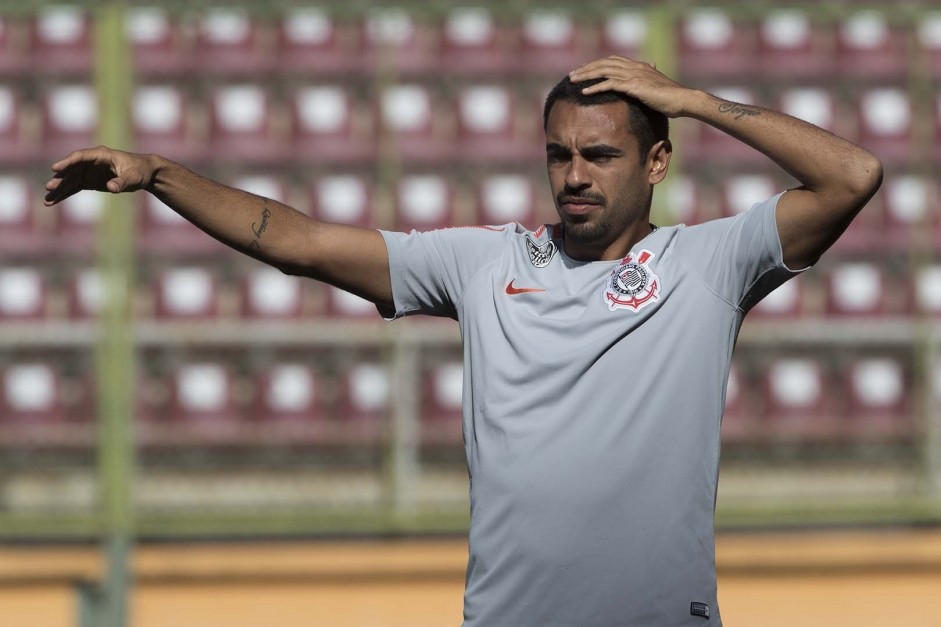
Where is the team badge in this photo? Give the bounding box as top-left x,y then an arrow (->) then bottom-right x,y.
603,249 -> 661,312
526,236 -> 556,268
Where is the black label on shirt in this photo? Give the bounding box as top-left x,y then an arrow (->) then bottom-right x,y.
690,601 -> 710,619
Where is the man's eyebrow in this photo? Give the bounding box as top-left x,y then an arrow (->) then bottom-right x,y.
580,144 -> 624,157
545,142 -> 570,154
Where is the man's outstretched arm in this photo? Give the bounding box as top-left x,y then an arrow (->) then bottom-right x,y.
569,56 -> 883,270
44,146 -> 393,309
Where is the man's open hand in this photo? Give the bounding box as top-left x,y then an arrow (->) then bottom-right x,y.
44,146 -> 158,206
568,56 -> 695,119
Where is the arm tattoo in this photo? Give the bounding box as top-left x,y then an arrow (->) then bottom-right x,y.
718,101 -> 762,121
248,200 -> 273,251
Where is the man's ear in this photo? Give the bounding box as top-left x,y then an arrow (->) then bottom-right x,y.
647,140 -> 672,185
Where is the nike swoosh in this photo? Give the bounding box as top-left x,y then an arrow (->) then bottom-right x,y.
506,280 -> 546,295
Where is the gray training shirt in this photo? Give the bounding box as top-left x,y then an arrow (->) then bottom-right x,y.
379,193 -> 802,627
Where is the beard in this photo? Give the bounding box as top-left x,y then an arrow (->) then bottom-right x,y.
560,211 -> 613,246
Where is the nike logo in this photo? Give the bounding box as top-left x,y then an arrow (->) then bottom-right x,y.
505,280 -> 546,295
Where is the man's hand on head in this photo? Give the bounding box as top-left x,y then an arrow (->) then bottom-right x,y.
568,56 -> 697,119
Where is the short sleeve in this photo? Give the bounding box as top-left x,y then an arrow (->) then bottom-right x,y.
378,226 -> 512,320
676,192 -> 808,312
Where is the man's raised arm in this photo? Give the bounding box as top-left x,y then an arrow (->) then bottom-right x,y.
44,147 -> 393,310
569,56 -> 883,270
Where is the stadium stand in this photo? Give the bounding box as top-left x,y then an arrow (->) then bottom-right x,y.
292,85 -> 376,164
29,5 -> 92,75
475,174 -> 538,227
678,8 -> 755,78
518,10 -> 582,74
843,356 -> 913,442
239,267 -> 304,319
41,84 -> 98,160
309,174 -> 373,227
598,10 -> 648,59
126,6 -> 189,76
193,8 -> 272,75
835,11 -> 908,77
133,84 -> 203,163
0,85 -> 36,164
763,357 -> 841,443
757,9 -> 833,78
421,360 -> 463,445
394,174 -> 456,232
440,8 -> 504,74
0,174 -> 43,255
153,266 -> 220,320
0,267 -> 47,320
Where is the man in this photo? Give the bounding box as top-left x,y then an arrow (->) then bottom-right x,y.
45,57 -> 881,626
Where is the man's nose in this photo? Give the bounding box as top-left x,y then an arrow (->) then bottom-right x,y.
565,156 -> 590,189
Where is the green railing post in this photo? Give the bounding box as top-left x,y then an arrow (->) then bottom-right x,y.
93,2 -> 135,626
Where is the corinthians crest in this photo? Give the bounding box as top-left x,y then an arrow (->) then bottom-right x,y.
527,236 -> 556,268
604,249 -> 661,312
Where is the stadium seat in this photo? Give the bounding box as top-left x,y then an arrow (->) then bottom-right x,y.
686,87 -> 765,163
855,87 -> 912,164
292,85 -> 375,164
678,9 -> 755,78
599,10 -> 648,59
126,6 -> 189,76
914,265 -> 941,316
0,17 -> 29,75
193,8 -> 271,75
751,276 -> 803,318
254,362 -> 320,420
882,175 -> 937,248
835,12 -> 908,77
0,85 -> 37,164
29,5 -> 92,75
137,194 -> 227,255
0,174 -> 44,255
277,8 -> 351,74
147,362 -> 243,446
335,359 -> 390,445
456,85 -> 534,162
67,268 -> 103,319
919,12 -> 941,78
476,174 -> 537,227
362,8 -> 432,74
0,267 -> 47,320
326,285 -> 377,319
843,357 -> 913,442
662,175 -> 702,226
310,175 -> 373,227
231,174 -> 288,205
777,87 -> 837,134
421,361 -> 463,445
395,174 -> 455,232
825,262 -> 886,317
240,267 -> 303,319
56,189 -> 103,254
518,10 -> 583,74
757,9 -> 833,78
763,357 -> 842,442
153,266 -> 220,320
440,8 -> 505,74
720,174 -> 778,217
380,84 -> 446,163
1,362 -> 63,425
208,84 -> 286,163
41,84 -> 98,159
133,85 -> 203,163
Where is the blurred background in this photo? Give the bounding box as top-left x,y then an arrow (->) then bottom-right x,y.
0,1 -> 940,626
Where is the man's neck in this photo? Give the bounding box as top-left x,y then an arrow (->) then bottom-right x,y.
562,222 -> 658,262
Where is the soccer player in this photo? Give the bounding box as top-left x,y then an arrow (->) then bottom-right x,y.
45,57 -> 881,626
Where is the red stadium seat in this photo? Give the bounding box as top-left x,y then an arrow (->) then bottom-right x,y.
678,9 -> 755,78
240,267 -> 303,319
0,267 -> 47,320
914,265 -> 941,316
440,8 -> 505,74
362,8 -> 432,74
751,276 -> 804,318
843,357 -> 913,442
0,174 -> 44,255
126,7 -> 189,76
380,84 -> 446,163
395,174 -> 456,232
41,84 -> 98,159
720,174 -> 778,217
56,189 -> 103,254
1,362 -> 63,425
599,10 -> 648,59
153,267 -> 219,320
518,10 -> 582,74
292,85 -> 375,164
278,8 -> 351,74
856,87 -> 913,164
310,175 -> 373,227
326,285 -> 377,319
29,6 -> 92,75
338,361 -> 390,424
476,174 -> 537,227
208,84 -> 285,163
137,193 -> 227,255
882,175 -> 938,248
777,87 -> 837,134
457,85 -> 536,163
763,358 -> 842,442
231,174 -> 288,205
421,361 -> 463,445
67,268 -> 103,319
825,263 -> 886,317
686,87 -> 765,163
757,9 -> 833,78
133,85 -> 203,163
919,13 -> 941,79
193,8 -> 271,75
835,12 -> 908,77
0,17 -> 29,75
0,85 -> 37,163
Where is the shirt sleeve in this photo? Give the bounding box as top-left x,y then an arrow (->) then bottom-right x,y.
676,191 -> 809,312
377,226 -> 512,320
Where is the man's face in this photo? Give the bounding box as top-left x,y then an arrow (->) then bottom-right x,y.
545,100 -> 657,261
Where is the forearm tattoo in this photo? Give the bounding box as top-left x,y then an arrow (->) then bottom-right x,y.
718,101 -> 762,121
248,200 -> 272,251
